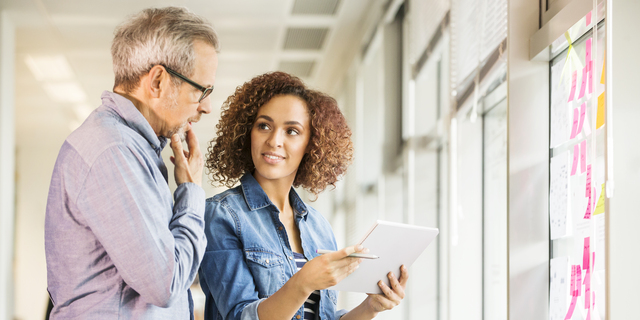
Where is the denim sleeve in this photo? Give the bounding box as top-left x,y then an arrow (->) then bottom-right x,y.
199,201 -> 262,320
76,145 -> 206,307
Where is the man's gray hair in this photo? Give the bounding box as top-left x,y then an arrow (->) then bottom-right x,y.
111,7 -> 219,93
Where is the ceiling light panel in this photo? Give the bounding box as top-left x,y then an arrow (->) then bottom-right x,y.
278,60 -> 316,78
283,28 -> 329,50
292,0 -> 340,15
24,55 -> 75,81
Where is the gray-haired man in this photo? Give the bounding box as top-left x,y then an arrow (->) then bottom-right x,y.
45,7 -> 218,318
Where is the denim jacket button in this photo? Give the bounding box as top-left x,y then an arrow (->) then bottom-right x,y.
266,259 -> 270,264
289,256 -> 293,260
278,226 -> 283,231
296,315 -> 301,319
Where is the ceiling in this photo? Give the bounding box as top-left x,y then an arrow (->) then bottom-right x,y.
2,0 -> 383,195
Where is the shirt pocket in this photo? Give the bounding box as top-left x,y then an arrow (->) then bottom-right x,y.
245,248 -> 285,298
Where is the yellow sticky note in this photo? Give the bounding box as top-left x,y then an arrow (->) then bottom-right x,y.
596,93 -> 605,129
593,183 -> 605,215
600,51 -> 606,84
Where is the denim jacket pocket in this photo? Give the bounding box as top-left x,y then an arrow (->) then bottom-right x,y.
245,248 -> 285,298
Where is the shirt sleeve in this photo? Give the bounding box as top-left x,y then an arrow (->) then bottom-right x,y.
199,200 -> 263,320
76,144 -> 206,307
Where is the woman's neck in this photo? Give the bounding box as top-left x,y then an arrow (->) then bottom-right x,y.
253,173 -> 295,213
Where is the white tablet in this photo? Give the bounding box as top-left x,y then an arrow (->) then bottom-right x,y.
329,220 -> 439,294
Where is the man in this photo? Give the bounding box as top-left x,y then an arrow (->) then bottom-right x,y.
44,7 -> 219,318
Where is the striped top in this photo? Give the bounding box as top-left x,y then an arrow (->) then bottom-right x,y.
293,252 -> 321,320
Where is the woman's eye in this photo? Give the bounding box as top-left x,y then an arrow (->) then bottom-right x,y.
287,129 -> 300,136
257,123 -> 269,130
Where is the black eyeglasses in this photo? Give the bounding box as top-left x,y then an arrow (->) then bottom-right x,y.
161,65 -> 213,103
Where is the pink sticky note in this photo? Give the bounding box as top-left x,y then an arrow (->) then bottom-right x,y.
577,103 -> 586,136
584,195 -> 592,219
571,144 -> 579,176
570,265 -> 577,294
568,70 -> 577,102
565,296 -> 578,319
578,66 -> 587,99
576,265 -> 582,296
580,140 -> 587,173
583,237 -> 590,270
570,107 -> 579,139
586,38 -> 592,63
586,308 -> 591,320
592,252 -> 595,274
586,11 -> 592,26
585,269 -> 591,309
588,61 -> 593,94
586,164 -> 592,197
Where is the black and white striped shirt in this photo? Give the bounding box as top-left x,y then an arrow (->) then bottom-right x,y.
293,252 -> 321,320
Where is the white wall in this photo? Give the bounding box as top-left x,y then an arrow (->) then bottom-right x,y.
609,0 -> 640,318
0,10 -> 15,320
507,0 -> 550,319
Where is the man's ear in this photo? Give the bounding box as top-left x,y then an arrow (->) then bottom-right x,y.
147,65 -> 167,99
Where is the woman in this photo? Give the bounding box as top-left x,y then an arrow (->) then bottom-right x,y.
199,71 -> 408,320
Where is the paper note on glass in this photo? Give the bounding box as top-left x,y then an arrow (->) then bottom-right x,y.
568,71 -> 577,102
549,256 -> 570,320
577,103 -> 586,136
571,144 -> 579,176
578,66 -> 587,100
569,108 -> 579,139
596,93 -> 605,129
580,140 -> 587,174
550,151 -> 570,239
593,183 -> 605,215
551,59 -> 571,148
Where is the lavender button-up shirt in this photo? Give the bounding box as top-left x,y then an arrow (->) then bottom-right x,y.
45,91 -> 206,319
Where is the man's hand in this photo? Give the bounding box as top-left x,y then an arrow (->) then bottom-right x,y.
169,130 -> 203,186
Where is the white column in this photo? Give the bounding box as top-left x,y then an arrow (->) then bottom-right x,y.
507,0 -> 550,319
608,0 -> 640,318
0,10 -> 15,320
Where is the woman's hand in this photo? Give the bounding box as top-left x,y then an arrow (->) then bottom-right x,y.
293,245 -> 364,295
364,265 -> 409,316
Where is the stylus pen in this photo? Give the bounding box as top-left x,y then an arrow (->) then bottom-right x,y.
316,249 -> 379,259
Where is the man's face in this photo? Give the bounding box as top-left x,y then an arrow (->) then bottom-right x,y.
158,40 -> 218,139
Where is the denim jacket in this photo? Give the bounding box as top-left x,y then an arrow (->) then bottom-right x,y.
199,174 -> 348,320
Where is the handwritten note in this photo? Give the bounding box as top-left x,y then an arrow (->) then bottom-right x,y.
570,108 -> 579,139
596,93 -> 605,129
551,59 -> 571,148
586,38 -> 592,63
583,237 -> 590,270
571,144 -> 579,176
578,66 -> 587,99
565,265 -> 578,319
568,70 -> 577,102
550,152 -> 570,239
593,183 -> 605,215
580,140 -> 587,173
577,103 -> 586,136
588,61 -> 593,94
576,265 -> 582,296
586,164 -> 592,197
550,257 -> 569,320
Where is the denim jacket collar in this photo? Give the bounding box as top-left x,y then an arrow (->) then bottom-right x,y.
240,173 -> 309,220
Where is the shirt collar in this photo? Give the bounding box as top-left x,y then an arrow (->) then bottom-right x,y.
100,91 -> 168,152
240,173 -> 309,220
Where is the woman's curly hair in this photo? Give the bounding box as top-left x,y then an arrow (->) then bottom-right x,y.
206,71 -> 353,196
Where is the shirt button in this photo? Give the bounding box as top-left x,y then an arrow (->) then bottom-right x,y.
296,315 -> 301,319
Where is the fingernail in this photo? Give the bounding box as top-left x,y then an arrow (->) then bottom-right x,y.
356,245 -> 363,251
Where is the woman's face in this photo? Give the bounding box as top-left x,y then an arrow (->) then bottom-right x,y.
250,94 -> 311,185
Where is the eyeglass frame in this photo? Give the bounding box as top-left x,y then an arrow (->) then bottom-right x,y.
161,65 -> 213,103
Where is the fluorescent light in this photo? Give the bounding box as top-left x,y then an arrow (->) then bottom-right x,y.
42,82 -> 86,103
24,55 -> 75,81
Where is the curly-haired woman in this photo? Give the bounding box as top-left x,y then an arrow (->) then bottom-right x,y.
199,71 -> 408,320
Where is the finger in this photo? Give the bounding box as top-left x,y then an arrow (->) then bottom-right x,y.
170,156 -> 175,165
398,265 -> 409,287
337,244 -> 364,259
388,272 -> 405,299
170,134 -> 186,162
183,150 -> 190,159
378,280 -> 401,305
185,129 -> 201,158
